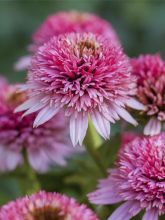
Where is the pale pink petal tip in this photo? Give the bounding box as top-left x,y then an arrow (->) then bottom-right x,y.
126,98 -> 146,110
108,202 -> 134,220
91,111 -> 110,139
142,209 -> 159,220
144,117 -> 161,136
33,106 -> 60,127
14,55 -> 31,71
70,114 -> 88,146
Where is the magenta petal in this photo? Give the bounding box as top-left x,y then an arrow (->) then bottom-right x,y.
107,202 -> 133,220
91,110 -> 110,139
33,106 -> 60,127
142,209 -> 159,220
144,117 -> 161,136
70,113 -> 88,146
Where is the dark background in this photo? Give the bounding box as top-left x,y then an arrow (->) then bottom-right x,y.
0,0 -> 165,83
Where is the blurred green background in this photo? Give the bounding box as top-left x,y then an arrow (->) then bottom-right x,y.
0,0 -> 165,83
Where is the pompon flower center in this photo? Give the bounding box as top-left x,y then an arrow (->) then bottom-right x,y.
25,206 -> 66,220
75,39 -> 98,57
5,88 -> 26,108
137,74 -> 165,120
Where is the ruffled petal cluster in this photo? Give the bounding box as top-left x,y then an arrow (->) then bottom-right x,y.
89,133 -> 165,220
131,54 -> 165,136
15,11 -> 119,71
30,11 -> 119,52
16,33 -> 144,146
0,78 -> 73,172
0,191 -> 99,220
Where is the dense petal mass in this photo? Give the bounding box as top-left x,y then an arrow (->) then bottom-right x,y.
15,11 -> 120,71
0,191 -> 99,220
16,33 -> 143,146
89,133 -> 165,219
30,11 -> 120,52
0,78 -> 73,172
131,54 -> 165,136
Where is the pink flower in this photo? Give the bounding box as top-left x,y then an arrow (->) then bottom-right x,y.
0,191 -> 99,220
16,33 -> 144,146
15,11 -> 120,71
131,54 -> 165,136
89,134 -> 165,220
30,11 -> 120,52
0,78 -> 73,172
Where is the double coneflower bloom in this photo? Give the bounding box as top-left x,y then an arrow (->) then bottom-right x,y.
89,133 -> 165,220
1,10 -> 165,220
0,78 -> 73,172
0,191 -> 99,220
16,32 -> 144,146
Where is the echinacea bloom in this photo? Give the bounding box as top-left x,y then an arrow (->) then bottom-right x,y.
0,78 -> 73,172
131,54 -> 165,136
16,33 -> 144,146
0,191 -> 99,220
89,134 -> 165,220
15,11 -> 120,71
30,11 -> 120,52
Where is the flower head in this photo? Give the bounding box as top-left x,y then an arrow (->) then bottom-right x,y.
30,11 -> 119,52
15,11 -> 120,71
89,133 -> 165,220
16,33 -> 143,146
0,78 -> 73,172
131,54 -> 165,136
0,191 -> 99,220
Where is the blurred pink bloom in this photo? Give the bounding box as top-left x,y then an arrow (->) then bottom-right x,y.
131,54 -> 165,136
30,11 -> 120,52
89,133 -> 165,220
16,33 -> 144,146
0,78 -> 73,172
15,11 -> 120,71
0,191 -> 99,220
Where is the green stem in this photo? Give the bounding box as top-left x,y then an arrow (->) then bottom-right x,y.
84,119 -> 107,176
18,153 -> 41,195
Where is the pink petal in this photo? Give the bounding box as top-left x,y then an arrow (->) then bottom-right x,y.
14,55 -> 31,71
33,106 -> 60,127
15,98 -> 38,113
88,188 -> 122,204
108,201 -> 133,220
114,105 -> 138,126
126,98 -> 145,110
70,113 -> 88,146
142,209 -> 159,220
28,148 -> 49,172
0,146 -> 22,171
22,102 -> 46,117
144,118 -> 161,136
91,110 -> 110,139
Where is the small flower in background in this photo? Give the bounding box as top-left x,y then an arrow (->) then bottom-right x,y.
131,54 -> 165,136
15,11 -> 120,71
16,32 -> 144,146
89,133 -> 165,220
0,191 -> 99,220
0,78 -> 73,172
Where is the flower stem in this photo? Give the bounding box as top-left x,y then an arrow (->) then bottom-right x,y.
84,119 -> 107,176
19,153 -> 41,195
